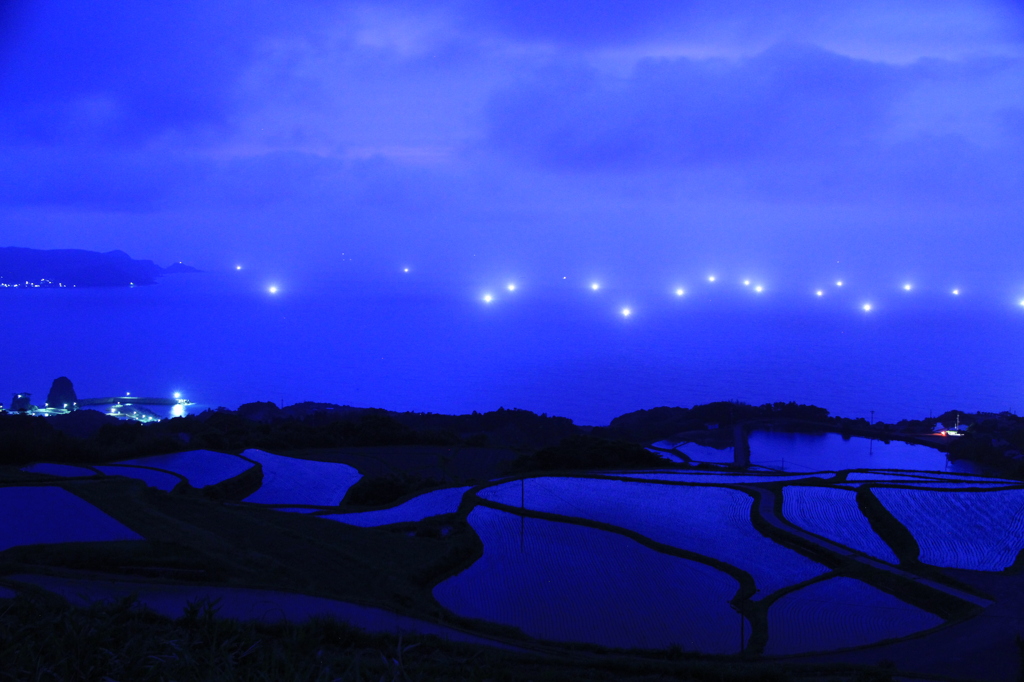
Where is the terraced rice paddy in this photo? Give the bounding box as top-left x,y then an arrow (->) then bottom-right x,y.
325,486 -> 470,527
22,463 -> 96,477
479,477 -> 828,596
781,486 -> 897,563
10,438 -> 1018,661
265,506 -> 324,513
94,465 -> 183,492
0,486 -> 142,550
879,481 -> 1019,489
240,449 -> 362,505
434,506 -> 742,652
873,487 -> 1024,570
764,577 -> 942,655
845,472 -> 1017,487
615,472 -> 822,484
675,443 -> 735,464
845,472 -> 940,482
647,448 -> 685,463
876,471 -> 1016,483
8,574 -> 509,649
117,450 -> 253,488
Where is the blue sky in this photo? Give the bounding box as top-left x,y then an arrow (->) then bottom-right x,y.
1,0 -> 1022,288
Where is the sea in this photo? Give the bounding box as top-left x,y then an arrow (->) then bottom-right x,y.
2,271 -> 1022,426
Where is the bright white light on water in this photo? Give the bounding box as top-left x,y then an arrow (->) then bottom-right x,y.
743,280 -> 750,286
903,284 -> 912,291
675,288 -> 684,296
268,286 -> 278,294
863,303 -> 872,311
507,284 -> 516,291
952,289 -> 960,295
816,290 -> 824,296
708,276 -> 716,282
836,281 -> 843,287
591,283 -> 600,291
621,308 -> 631,317
483,294 -> 493,303
171,404 -> 185,418
755,285 -> 764,293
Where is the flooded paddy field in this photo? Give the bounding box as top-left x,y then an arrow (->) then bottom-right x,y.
4,441 -> 1024,680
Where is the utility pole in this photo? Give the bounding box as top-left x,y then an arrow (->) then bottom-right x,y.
520,478 -> 525,552
732,605 -> 745,654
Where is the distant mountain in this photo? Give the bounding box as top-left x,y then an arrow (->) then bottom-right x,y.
0,247 -> 199,287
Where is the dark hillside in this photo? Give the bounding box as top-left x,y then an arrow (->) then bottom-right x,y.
0,247 -> 196,287
595,402 -> 831,443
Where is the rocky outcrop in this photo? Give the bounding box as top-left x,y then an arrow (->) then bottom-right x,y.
46,377 -> 77,408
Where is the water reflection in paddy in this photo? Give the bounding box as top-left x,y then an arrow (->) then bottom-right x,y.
753,431 -> 987,473
676,431 -> 989,475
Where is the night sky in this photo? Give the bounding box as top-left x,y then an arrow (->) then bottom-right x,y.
1,1 -> 1023,290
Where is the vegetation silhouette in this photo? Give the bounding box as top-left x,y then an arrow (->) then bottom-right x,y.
3,396 -> 1023,477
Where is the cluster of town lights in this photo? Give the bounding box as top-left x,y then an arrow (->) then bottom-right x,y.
0,279 -> 72,288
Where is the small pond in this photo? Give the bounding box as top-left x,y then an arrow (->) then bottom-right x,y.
749,431 -> 982,474
675,431 -> 990,474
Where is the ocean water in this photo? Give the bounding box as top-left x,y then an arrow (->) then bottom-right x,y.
1,272 -> 1022,426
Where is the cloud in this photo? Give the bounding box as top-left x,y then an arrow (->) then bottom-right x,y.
460,0 -> 681,46
460,0 -> 1024,56
488,45 -> 902,168
0,147 -> 211,211
0,0 -> 337,147
0,0 -> 1022,281
484,44 -> 1024,205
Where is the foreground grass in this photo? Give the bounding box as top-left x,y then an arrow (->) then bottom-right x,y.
0,594 -> 896,682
